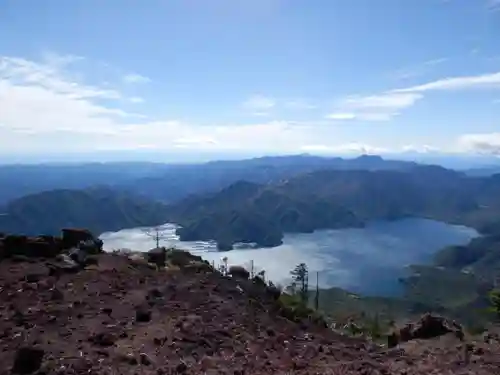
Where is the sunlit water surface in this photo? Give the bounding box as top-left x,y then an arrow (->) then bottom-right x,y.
100,218 -> 478,296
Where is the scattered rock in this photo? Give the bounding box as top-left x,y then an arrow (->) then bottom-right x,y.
135,307 -> 152,322
388,314 -> 464,347
90,332 -> 116,347
11,346 -> 44,374
118,353 -> 138,365
147,248 -> 167,268
140,352 -> 154,366
101,307 -> 113,316
228,265 -> 250,280
175,362 -> 187,373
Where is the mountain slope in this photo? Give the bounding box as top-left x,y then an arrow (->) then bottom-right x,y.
0,187 -> 168,236
1,252 -> 499,374
166,166 -> 500,248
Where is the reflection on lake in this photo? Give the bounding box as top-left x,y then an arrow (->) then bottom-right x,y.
100,218 -> 478,296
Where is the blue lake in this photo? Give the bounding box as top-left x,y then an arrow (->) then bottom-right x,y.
100,218 -> 478,296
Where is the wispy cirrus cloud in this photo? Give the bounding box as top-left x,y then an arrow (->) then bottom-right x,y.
129,96 -> 145,104
394,71 -> 500,93
391,57 -> 448,81
242,95 -> 276,110
326,92 -> 423,122
123,73 -> 151,84
326,70 -> 500,123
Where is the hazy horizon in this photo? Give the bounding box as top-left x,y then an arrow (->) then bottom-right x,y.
1,151 -> 499,170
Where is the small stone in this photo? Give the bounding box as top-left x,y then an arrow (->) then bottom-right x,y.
12,346 -> 45,374
25,273 -> 41,283
135,307 -> 152,323
175,362 -> 187,373
50,289 -> 64,301
200,356 -> 214,370
118,353 -> 138,365
90,332 -> 115,347
140,352 -> 153,366
101,307 -> 113,316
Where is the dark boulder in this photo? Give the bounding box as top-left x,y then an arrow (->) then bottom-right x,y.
61,228 -> 95,249
411,313 -> 463,341
11,346 -> 45,374
228,265 -> 250,279
3,235 -> 28,257
135,306 -> 152,322
25,238 -> 59,258
387,313 -> 463,347
147,247 -> 167,267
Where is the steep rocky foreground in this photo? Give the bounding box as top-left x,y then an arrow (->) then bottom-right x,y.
1,253 -> 499,375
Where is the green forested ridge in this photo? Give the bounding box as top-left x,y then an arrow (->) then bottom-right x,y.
167,166 -> 500,249
0,187 -> 168,236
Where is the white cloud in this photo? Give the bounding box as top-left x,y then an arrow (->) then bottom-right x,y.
242,95 -> 276,111
0,55 -> 326,154
342,93 -> 423,109
327,93 -> 422,122
301,143 -> 389,155
394,71 -> 500,93
129,96 -> 144,103
40,51 -> 84,69
325,113 -> 357,120
0,56 -> 122,100
458,133 -> 500,155
391,58 -> 448,81
401,144 -> 439,154
123,73 -> 151,84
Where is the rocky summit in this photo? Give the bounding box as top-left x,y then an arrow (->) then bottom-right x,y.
0,236 -> 499,374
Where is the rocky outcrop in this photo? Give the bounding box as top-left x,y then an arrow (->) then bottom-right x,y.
228,265 -> 250,279
387,313 -> 464,348
0,228 -> 103,262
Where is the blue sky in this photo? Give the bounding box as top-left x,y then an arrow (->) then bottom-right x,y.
1,0 -> 500,159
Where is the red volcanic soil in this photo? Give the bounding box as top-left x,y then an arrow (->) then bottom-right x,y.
0,252 -> 499,375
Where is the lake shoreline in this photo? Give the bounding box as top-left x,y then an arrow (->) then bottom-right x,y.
100,218 -> 479,296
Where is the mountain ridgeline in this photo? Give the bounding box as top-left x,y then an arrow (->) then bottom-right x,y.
0,187 -> 168,236
1,155 -> 500,252
0,154 -> 420,237
168,165 -> 500,249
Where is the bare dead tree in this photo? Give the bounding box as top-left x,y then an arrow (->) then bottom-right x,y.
142,226 -> 170,248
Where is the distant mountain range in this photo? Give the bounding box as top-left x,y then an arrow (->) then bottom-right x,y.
0,162 -> 172,204
167,165 -> 500,249
1,154 -> 500,249
117,154 -> 420,203
0,155 -> 417,205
